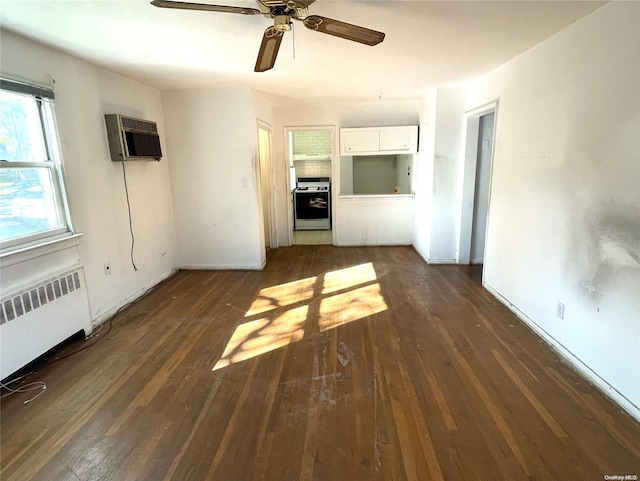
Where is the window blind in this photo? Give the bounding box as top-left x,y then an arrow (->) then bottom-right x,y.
1,77 -> 55,101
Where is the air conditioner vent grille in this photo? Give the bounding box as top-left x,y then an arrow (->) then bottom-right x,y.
105,114 -> 162,161
120,117 -> 158,134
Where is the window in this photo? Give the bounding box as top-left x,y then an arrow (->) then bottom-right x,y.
0,78 -> 72,252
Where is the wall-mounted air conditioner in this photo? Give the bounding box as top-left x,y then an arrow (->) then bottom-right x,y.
104,114 -> 162,161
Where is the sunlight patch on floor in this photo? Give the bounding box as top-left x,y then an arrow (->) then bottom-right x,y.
214,262 -> 388,370
322,262 -> 377,295
319,283 -> 388,332
213,305 -> 308,371
245,276 -> 317,317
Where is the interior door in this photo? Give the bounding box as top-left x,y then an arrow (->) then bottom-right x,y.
458,102 -> 497,270
470,113 -> 494,264
258,126 -> 275,250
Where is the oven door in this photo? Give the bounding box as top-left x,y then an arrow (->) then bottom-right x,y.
294,191 -> 330,230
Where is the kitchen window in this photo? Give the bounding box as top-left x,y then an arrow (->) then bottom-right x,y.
0,78 -> 72,253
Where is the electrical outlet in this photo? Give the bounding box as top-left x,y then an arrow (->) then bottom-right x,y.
104,263 -> 112,275
556,301 -> 565,319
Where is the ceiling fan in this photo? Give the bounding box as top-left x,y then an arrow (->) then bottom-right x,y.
150,0 -> 385,72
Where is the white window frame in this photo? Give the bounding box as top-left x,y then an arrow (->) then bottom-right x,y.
0,77 -> 73,253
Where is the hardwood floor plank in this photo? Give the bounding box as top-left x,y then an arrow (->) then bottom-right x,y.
159,369 -> 224,481
2,320 -> 184,481
491,349 -> 568,439
105,320 -> 211,436
435,320 -> 532,477
2,246 -> 639,481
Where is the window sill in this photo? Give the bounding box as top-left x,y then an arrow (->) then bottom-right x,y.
0,232 -> 83,268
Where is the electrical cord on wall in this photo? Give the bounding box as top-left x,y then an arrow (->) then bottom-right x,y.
120,159 -> 138,271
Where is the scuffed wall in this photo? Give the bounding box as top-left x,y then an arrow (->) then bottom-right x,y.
468,2 -> 639,416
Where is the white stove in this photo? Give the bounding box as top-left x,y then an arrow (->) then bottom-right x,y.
294,177 -> 331,231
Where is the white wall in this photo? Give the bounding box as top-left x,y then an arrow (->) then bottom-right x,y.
336,196 -> 415,246
413,88 -> 437,261
0,31 -> 178,325
271,99 -> 419,246
162,87 -> 264,269
414,85 -> 468,263
468,2 -> 640,416
430,85 -> 468,263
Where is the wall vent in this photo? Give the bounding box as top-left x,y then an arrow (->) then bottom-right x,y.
104,113 -> 162,162
0,270 -> 82,326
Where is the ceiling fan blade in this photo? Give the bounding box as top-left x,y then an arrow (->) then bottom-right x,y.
257,0 -> 315,8
303,15 -> 385,46
291,0 -> 315,7
151,0 -> 261,15
255,26 -> 284,72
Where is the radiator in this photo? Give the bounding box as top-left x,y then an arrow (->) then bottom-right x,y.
0,268 -> 92,380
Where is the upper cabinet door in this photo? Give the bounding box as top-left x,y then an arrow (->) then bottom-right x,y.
340,126 -> 418,156
379,127 -> 411,151
342,129 -> 379,154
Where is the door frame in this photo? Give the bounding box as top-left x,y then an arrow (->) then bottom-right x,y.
283,125 -> 337,246
257,121 -> 278,252
457,100 -> 499,273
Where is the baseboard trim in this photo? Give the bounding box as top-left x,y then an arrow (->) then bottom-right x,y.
411,245 -> 457,265
335,241 -> 412,247
91,269 -> 178,328
427,259 -> 458,264
484,282 -> 640,423
179,264 -> 264,271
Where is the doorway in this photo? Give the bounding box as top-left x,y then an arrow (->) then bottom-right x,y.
470,112 -> 494,264
257,123 -> 276,254
285,127 -> 335,245
458,103 -> 497,272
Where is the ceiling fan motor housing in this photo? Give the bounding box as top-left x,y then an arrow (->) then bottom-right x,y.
292,6 -> 309,19
273,15 -> 292,31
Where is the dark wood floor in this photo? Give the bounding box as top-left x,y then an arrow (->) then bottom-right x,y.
2,246 -> 639,481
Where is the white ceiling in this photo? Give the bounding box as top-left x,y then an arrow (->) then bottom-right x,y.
0,0 -> 605,102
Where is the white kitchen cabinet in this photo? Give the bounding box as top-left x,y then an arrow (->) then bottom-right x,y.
379,128 -> 412,151
340,126 -> 418,155
341,129 -> 379,153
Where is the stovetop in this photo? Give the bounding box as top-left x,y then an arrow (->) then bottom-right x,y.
296,186 -> 329,192
296,176 -> 330,193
